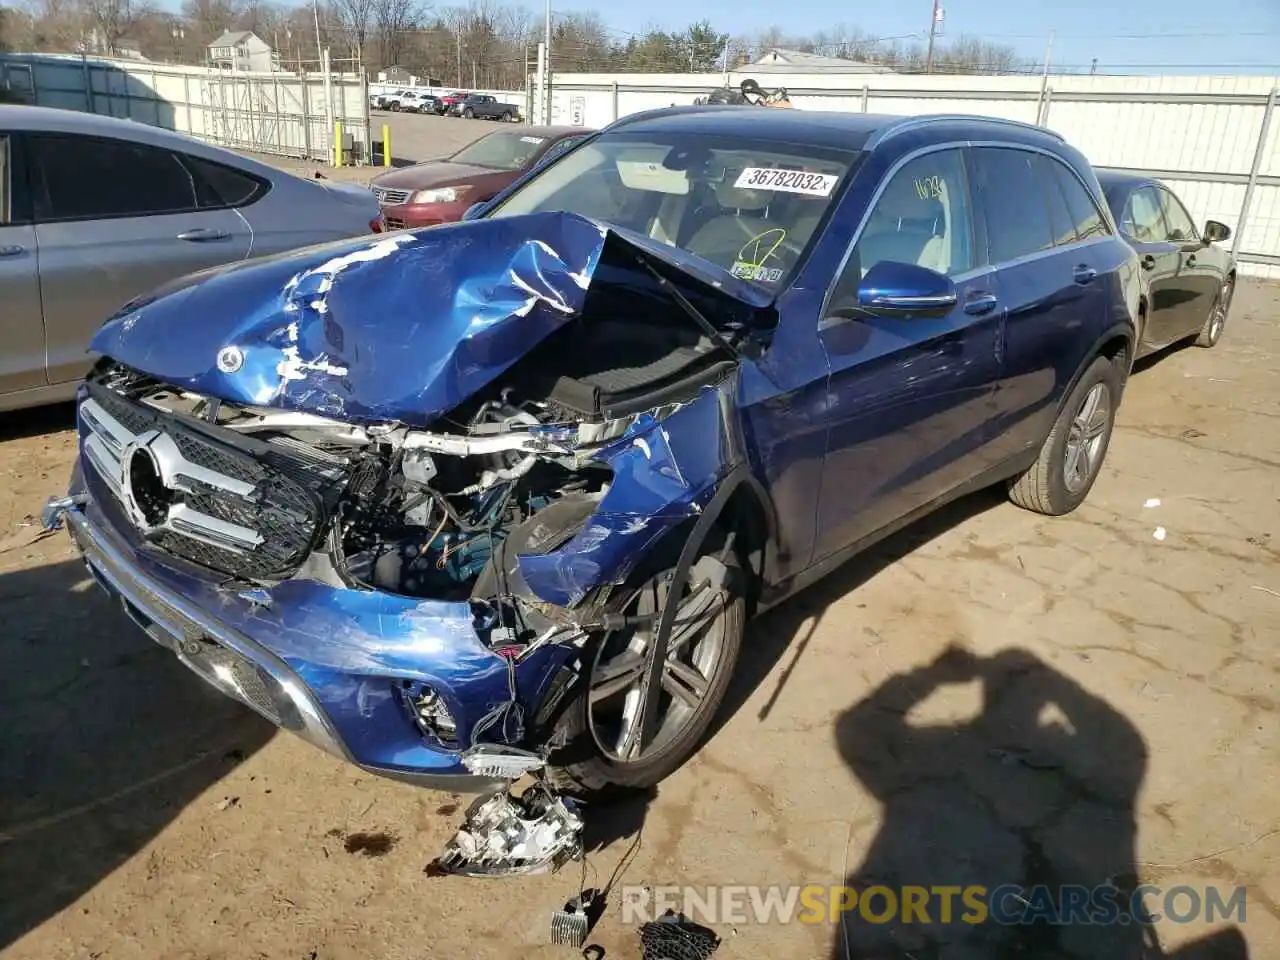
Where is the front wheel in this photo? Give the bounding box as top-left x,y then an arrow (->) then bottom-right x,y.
1195,276 -> 1233,347
545,546 -> 745,797
389,102 -> 400,112
501,111 -> 513,122
1007,355 -> 1122,516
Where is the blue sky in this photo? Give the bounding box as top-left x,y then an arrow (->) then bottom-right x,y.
603,0 -> 1280,75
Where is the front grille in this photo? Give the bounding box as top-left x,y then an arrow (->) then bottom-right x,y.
80,381 -> 327,581
372,186 -> 411,205
384,216 -> 407,230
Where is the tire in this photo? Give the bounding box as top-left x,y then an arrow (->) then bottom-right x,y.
463,107 -> 474,119
1007,355 -> 1122,516
501,111 -> 513,122
1195,275 -> 1233,347
545,542 -> 746,798
389,102 -> 400,112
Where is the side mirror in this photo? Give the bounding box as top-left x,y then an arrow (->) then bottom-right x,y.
844,260 -> 958,320
1204,219 -> 1231,243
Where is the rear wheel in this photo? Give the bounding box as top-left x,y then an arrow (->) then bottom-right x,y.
463,107 -> 474,119
545,544 -> 745,797
1195,276 -> 1233,347
1007,355 -> 1122,516
501,110 -> 513,122
389,102 -> 400,112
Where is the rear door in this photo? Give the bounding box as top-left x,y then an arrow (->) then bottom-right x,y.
0,132 -> 45,394
1117,184 -> 1185,347
28,132 -> 252,386
1157,186 -> 1219,337
971,146 -> 1108,464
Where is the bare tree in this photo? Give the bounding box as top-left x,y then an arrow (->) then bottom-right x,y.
333,0 -> 375,61
371,0 -> 420,68
78,0 -> 149,53
180,0 -> 241,44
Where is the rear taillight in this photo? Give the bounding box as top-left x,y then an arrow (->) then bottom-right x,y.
370,215 -> 385,233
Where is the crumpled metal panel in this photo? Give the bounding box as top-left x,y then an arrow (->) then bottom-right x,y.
517,380 -> 744,607
90,212 -> 769,427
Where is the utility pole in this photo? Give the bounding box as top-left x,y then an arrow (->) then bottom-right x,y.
455,29 -> 462,87
924,0 -> 941,74
312,0 -> 323,63
543,0 -> 552,124
1090,57 -> 1098,76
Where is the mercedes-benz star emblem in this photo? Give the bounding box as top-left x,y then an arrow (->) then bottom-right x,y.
120,432 -> 173,532
216,345 -> 245,373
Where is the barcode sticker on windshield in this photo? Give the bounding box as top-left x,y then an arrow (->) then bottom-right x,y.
734,168 -> 838,196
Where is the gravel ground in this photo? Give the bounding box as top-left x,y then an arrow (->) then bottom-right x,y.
0,194 -> 1276,957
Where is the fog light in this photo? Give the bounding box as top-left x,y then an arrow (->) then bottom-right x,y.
400,681 -> 459,746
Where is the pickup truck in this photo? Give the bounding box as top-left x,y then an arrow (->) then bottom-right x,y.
449,94 -> 520,121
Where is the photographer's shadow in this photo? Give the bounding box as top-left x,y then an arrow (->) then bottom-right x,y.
831,646 -> 1248,960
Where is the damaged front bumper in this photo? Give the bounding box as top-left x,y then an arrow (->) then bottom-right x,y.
56,469 -> 574,792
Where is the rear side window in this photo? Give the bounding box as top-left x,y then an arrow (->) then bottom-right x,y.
184,154 -> 269,208
971,147 -> 1055,264
1037,156 -> 1077,247
29,134 -> 198,221
1122,186 -> 1167,243
1053,164 -> 1109,241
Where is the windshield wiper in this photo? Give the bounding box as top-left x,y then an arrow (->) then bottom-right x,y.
633,255 -> 760,362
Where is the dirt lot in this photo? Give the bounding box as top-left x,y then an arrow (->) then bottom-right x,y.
1,270 -> 1277,958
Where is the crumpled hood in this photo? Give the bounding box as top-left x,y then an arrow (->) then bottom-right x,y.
90,211 -> 771,426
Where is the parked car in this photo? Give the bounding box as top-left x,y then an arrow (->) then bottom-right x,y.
449,93 -> 520,121
384,89 -> 435,113
0,105 -> 382,413
1096,170 -> 1236,357
368,125 -> 592,227
374,89 -> 411,110
47,109 -> 1140,798
435,91 -> 469,114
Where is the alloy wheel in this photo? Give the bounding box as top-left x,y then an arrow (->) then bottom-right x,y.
1063,382 -> 1111,494
587,556 -> 729,763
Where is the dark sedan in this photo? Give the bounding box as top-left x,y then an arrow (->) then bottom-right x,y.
368,125 -> 593,228
1097,170 -> 1235,357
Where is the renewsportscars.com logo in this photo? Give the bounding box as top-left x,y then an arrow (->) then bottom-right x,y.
620,883 -> 1249,927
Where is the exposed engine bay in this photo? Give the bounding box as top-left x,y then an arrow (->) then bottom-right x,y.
88,295 -> 740,622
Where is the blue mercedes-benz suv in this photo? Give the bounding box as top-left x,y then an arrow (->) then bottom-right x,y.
47,109 -> 1141,796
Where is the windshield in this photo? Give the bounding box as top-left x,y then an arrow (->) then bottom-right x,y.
486,131 -> 857,287
450,130 -> 548,171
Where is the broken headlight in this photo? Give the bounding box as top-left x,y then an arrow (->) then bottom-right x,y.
399,681 -> 459,747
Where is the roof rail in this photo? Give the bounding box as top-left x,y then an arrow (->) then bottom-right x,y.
867,113 -> 1065,150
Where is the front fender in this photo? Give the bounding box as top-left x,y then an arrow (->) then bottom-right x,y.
517,377 -> 747,607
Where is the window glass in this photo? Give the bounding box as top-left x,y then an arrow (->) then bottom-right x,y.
1036,155 -> 1077,246
29,134 -> 198,221
185,154 -> 267,208
847,148 -> 975,279
1159,188 -> 1198,241
488,132 -> 857,289
450,130 -> 554,171
1122,187 -> 1167,243
972,147 -> 1055,263
537,136 -> 586,167
1053,163 -> 1109,241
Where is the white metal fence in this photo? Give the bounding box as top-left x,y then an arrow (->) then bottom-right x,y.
537,70 -> 1280,279
0,52 -> 371,164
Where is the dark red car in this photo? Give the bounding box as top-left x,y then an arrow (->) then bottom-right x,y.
435,90 -> 469,114
369,125 -> 593,228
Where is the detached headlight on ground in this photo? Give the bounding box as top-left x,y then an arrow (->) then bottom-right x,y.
411,187 -> 460,204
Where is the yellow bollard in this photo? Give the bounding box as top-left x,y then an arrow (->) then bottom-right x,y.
382,123 -> 391,167
333,121 -> 343,167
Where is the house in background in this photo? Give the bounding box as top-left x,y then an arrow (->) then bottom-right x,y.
379,65 -> 412,85
207,30 -> 275,72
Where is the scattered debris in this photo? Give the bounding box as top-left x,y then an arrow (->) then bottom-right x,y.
429,781 -> 584,877
1251,585 -> 1280,601
214,796 -> 240,811
1143,498 -> 1162,508
1181,428 -> 1207,440
1153,527 -> 1167,541
326,830 -> 397,857
551,889 -> 603,947
460,744 -> 546,780
639,912 -> 721,960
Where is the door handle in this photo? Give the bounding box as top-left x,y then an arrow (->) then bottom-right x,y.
1073,264 -> 1098,285
176,228 -> 231,242
1141,254 -> 1156,271
0,244 -> 25,258
963,292 -> 999,316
